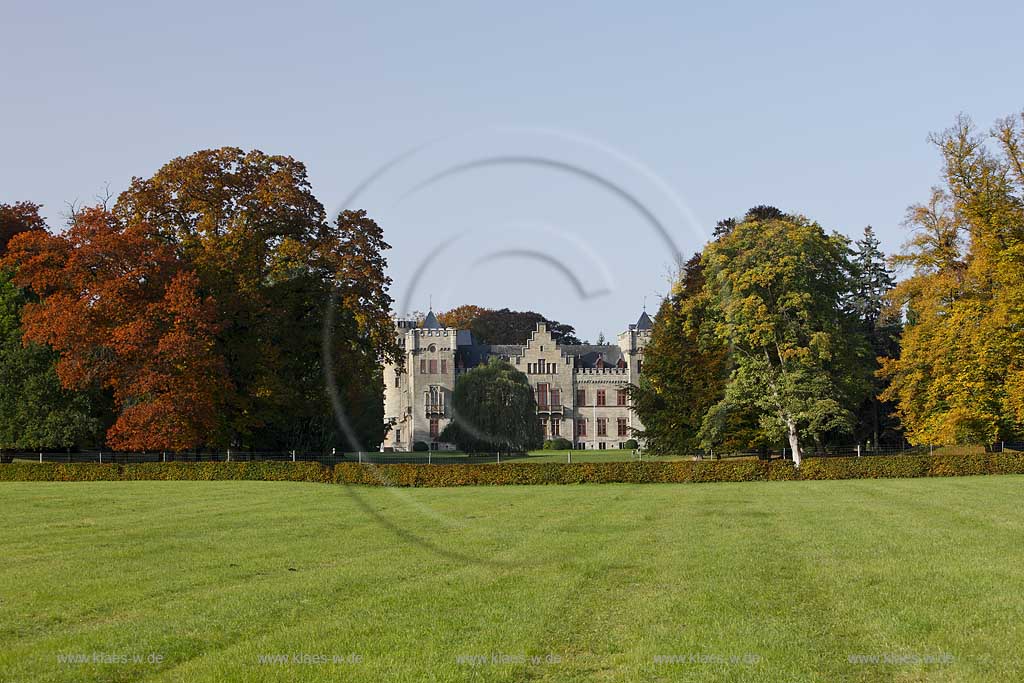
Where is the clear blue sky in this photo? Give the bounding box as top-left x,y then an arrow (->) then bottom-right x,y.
3,0 -> 1021,340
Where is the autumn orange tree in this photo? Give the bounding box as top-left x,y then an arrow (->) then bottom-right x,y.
0,201 -> 47,255
3,207 -> 227,451
111,147 -> 398,450
1,203 -> 101,452
3,148 -> 398,452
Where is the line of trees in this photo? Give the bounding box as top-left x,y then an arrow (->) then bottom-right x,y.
1,148 -> 398,453
437,305 -> 583,345
634,110 -> 1024,464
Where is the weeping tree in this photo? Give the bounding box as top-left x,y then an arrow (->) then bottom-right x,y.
440,358 -> 542,453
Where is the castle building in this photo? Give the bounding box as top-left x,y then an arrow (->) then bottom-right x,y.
381,311 -> 653,451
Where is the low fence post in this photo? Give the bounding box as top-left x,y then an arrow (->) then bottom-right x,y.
428,451 -> 431,464
497,452 -> 501,464
856,444 -> 861,457
291,450 -> 296,462
39,452 -> 43,463
358,452 -> 362,464
568,451 -> 571,464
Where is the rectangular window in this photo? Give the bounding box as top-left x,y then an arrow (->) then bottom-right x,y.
577,389 -> 586,406
440,359 -> 447,374
597,389 -> 606,406
395,429 -> 401,442
538,359 -> 545,374
617,417 -> 628,437
637,360 -> 643,374
551,418 -> 560,436
617,388 -> 627,406
429,359 -> 438,374
597,417 -> 607,436
540,417 -> 548,436
536,383 -> 549,407
429,418 -> 439,439
575,419 -> 587,437
550,388 -> 560,406
420,359 -> 426,374
394,371 -> 400,387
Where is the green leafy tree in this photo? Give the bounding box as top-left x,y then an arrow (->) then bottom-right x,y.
461,308 -> 582,345
700,213 -> 870,466
0,274 -> 99,451
440,358 -> 542,453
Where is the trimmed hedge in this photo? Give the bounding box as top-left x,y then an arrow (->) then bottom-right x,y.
0,461 -> 332,483
3,453 -> 1024,486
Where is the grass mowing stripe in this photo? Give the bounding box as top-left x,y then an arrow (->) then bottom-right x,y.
2,479 -> 1023,682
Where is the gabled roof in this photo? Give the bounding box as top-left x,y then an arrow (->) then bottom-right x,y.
561,344 -> 625,369
422,310 -> 442,329
635,310 -> 653,330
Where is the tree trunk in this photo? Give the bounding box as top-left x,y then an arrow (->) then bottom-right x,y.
786,418 -> 802,468
872,397 -> 880,450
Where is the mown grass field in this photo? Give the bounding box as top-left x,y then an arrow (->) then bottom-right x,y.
2,477 -> 1023,682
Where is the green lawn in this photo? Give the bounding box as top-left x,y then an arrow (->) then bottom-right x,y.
524,449 -> 689,463
2,478 -> 1023,682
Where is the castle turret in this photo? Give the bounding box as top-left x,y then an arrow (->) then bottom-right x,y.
381,311 -> 458,451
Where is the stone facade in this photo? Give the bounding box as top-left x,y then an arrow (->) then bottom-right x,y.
381,312 -> 652,451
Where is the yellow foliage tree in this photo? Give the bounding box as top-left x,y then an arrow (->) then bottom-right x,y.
881,112 -> 1024,444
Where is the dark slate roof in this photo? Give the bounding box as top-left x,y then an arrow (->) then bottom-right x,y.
636,311 -> 653,330
421,310 -> 442,329
561,344 -> 625,368
456,344 -> 524,368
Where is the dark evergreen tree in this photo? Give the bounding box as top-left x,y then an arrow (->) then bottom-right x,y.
849,226 -> 902,446
629,254 -> 731,454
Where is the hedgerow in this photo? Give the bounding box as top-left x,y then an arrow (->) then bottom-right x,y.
0,461 -> 332,483
2,454 -> 1023,486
